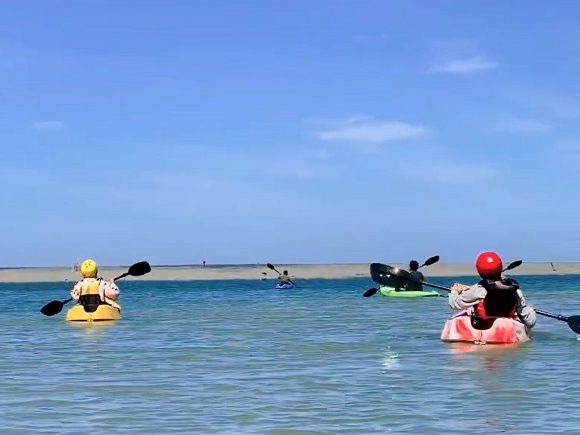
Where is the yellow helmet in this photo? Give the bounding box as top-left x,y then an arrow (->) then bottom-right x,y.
80,259 -> 98,278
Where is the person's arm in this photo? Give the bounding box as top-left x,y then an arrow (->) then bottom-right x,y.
448,284 -> 486,311
515,289 -> 536,328
70,282 -> 81,301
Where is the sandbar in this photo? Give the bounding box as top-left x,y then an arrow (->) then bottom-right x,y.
0,262 -> 576,283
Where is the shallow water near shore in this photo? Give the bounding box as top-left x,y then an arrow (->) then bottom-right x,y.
2,276 -> 580,434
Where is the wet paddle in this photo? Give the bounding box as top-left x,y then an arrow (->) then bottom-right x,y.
40,261 -> 152,317
388,263 -> 580,334
363,255 -> 439,297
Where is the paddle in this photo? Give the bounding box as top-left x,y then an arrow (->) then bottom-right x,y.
363,255 -> 440,297
388,263 -> 580,334
267,263 -> 296,287
385,259 -> 523,292
40,261 -> 152,317
534,310 -> 580,334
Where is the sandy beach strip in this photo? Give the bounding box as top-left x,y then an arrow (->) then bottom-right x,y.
0,262 -> 577,283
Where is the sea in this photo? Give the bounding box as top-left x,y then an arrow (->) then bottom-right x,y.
2,275 -> 580,434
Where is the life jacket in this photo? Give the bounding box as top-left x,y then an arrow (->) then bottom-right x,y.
405,270 -> 424,291
78,278 -> 103,313
472,278 -> 519,330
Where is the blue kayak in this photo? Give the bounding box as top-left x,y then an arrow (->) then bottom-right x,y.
275,283 -> 295,289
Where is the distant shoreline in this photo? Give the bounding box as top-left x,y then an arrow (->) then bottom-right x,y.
0,262 -> 577,283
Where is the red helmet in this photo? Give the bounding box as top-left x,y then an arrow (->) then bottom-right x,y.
476,251 -> 503,279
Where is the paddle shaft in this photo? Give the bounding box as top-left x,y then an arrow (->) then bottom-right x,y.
418,281 -> 451,293
420,280 -> 572,323
113,272 -> 129,281
535,309 -> 569,322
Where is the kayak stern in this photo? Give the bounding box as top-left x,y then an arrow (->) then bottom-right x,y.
441,316 -> 530,344
65,304 -> 121,322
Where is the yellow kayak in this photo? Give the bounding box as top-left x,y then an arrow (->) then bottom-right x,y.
65,304 -> 121,322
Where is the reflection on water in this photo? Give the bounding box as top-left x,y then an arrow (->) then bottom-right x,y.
66,320 -> 119,335
1,277 -> 580,433
381,347 -> 400,371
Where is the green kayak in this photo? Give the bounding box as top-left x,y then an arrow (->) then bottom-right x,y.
379,286 -> 440,298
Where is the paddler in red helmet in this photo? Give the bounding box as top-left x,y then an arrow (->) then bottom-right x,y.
449,252 -> 536,328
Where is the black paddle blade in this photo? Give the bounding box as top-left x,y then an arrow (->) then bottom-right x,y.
504,260 -> 522,271
128,261 -> 151,277
261,272 -> 267,275
567,315 -> 580,334
423,255 -> 440,267
267,263 -> 275,270
391,267 -> 411,279
370,263 -> 409,287
40,300 -> 65,316
363,288 -> 379,297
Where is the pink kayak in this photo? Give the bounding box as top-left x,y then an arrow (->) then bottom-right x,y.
441,315 -> 530,344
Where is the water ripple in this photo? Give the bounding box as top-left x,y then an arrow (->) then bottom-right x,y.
1,277 -> 580,433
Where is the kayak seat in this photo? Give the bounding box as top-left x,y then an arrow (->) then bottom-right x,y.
79,295 -> 104,313
471,316 -> 497,330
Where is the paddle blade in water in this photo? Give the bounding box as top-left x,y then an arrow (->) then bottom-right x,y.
424,255 -> 440,266
567,315 -> 580,334
363,288 -> 379,298
128,261 -> 151,277
40,300 -> 64,316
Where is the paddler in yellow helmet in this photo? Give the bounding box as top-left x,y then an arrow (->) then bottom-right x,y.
70,259 -> 121,310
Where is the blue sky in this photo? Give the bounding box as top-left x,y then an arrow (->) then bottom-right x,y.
2,1 -> 580,266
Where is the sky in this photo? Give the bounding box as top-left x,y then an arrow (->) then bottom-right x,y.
2,0 -> 580,266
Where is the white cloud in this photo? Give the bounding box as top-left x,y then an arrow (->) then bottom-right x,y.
305,114 -> 375,128
32,121 -> 63,132
352,33 -> 389,42
508,89 -> 580,120
557,141 -> 580,151
411,162 -> 499,184
505,117 -> 551,133
293,164 -> 341,180
318,120 -> 426,144
306,149 -> 333,160
428,57 -> 499,74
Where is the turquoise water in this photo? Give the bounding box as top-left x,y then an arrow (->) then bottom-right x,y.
2,276 -> 580,434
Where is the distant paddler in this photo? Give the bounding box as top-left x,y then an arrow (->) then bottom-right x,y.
267,263 -> 297,287
403,260 -> 425,291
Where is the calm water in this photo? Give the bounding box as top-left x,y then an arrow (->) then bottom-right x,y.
2,276 -> 580,434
